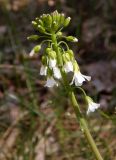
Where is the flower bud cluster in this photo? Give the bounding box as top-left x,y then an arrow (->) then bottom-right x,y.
39,47 -> 91,88
27,10 -> 78,44
32,10 -> 71,34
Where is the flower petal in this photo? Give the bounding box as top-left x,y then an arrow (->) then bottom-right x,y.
49,59 -> 56,69
53,67 -> 62,79
87,102 -> 100,114
64,61 -> 73,73
40,65 -> 47,76
82,75 -> 91,81
70,71 -> 91,86
76,72 -> 86,84
29,49 -> 34,57
44,77 -> 58,87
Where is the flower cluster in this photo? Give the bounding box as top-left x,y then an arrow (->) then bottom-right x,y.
28,11 -> 100,114
39,48 -> 91,88
40,48 -> 61,87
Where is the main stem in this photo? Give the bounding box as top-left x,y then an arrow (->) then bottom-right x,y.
51,33 -> 103,160
70,91 -> 103,160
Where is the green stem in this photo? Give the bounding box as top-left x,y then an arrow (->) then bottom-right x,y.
51,33 -> 103,160
58,41 -> 69,50
51,34 -> 63,66
70,91 -> 103,160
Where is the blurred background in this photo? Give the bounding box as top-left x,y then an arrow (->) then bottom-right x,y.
0,0 -> 116,159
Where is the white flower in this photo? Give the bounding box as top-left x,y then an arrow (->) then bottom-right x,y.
70,71 -> 91,86
86,97 -> 100,114
49,58 -> 56,69
53,67 -> 62,79
64,61 -> 73,73
44,77 -> 58,87
29,49 -> 35,57
40,65 -> 47,76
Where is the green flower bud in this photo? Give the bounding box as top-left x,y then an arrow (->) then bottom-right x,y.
66,36 -> 78,42
52,21 -> 58,31
27,35 -> 39,41
35,18 -> 42,26
33,45 -> 41,53
32,21 -> 38,29
48,50 -> 56,59
41,14 -> 46,20
62,52 -> 70,63
46,48 -> 52,54
65,52 -> 71,61
64,17 -> 71,27
67,49 -> 74,59
32,21 -> 37,26
46,15 -> 52,27
52,10 -> 58,22
54,10 -> 58,16
56,12 -> 60,24
57,31 -> 62,37
60,13 -> 65,26
42,14 -> 52,28
42,56 -> 47,65
38,19 -> 44,26
38,25 -> 45,33
35,17 -> 39,21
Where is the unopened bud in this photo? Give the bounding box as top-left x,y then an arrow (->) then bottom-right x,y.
42,56 -> 47,65
38,19 -> 44,26
27,35 -> 39,41
52,21 -> 58,31
42,15 -> 52,28
38,25 -> 45,33
32,21 -> 37,26
48,51 -> 56,59
56,12 -> 60,23
46,48 -> 52,54
67,50 -> 74,59
57,31 -> 62,36
32,21 -> 38,29
65,52 -> 70,61
34,45 -> 41,53
29,45 -> 41,57
60,13 -> 65,25
66,36 -> 78,42
52,11 -> 57,22
47,15 -> 52,25
64,17 -> 71,27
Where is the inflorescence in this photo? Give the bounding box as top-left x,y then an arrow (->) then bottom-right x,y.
28,10 -> 100,114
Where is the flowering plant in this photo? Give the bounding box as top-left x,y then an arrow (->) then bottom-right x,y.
28,11 -> 103,160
